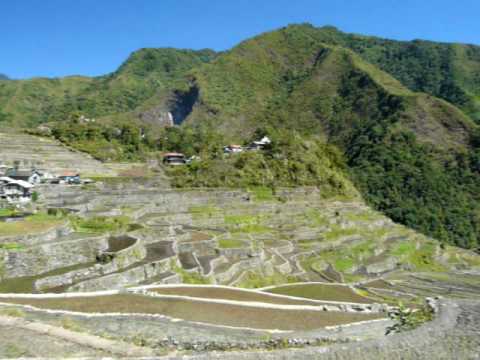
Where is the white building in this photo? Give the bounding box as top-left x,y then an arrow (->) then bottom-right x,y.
0,177 -> 34,203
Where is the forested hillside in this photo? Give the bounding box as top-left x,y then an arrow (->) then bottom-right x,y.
176,25 -> 480,249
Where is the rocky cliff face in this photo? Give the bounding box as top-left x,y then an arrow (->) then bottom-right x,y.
138,106 -> 174,127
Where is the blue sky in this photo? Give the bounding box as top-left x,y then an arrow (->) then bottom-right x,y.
2,0 -> 479,79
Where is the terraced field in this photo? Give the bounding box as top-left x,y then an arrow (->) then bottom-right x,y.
1,184 -> 479,295
0,132 -> 117,176
264,284 -> 375,304
148,285 -> 344,305
0,293 -> 384,331
0,178 -> 479,357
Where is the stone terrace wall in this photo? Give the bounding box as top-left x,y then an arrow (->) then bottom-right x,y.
68,256 -> 181,292
4,234 -> 108,278
0,223 -> 71,247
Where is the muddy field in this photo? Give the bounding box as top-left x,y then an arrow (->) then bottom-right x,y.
0,294 -> 384,331
149,286 -> 321,305
265,284 -> 374,304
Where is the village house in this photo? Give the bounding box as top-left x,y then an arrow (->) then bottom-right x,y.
247,136 -> 271,151
163,152 -> 187,165
0,165 -> 8,176
5,168 -> 42,184
0,176 -> 34,203
223,144 -> 244,154
58,171 -> 81,184
38,170 -> 56,182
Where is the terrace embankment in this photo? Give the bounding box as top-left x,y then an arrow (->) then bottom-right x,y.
0,183 -> 479,357
0,293 -> 385,331
2,185 -> 479,294
0,132 -> 117,176
170,298 -> 480,360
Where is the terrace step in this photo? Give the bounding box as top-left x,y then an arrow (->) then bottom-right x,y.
64,241 -> 177,291
138,271 -> 180,285
178,252 -> 200,270
0,133 -> 116,176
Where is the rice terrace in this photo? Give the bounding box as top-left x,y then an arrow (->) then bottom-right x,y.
1,2 -> 480,358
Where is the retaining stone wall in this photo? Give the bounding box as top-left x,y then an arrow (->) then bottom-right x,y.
4,234 -> 109,278
68,256 -> 181,292
100,236 -> 147,272
171,299 -> 480,360
177,239 -> 218,256
34,236 -> 147,291
0,222 -> 71,247
217,246 -> 258,260
214,258 -> 262,284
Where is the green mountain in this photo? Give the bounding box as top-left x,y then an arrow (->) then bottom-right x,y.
174,25 -> 480,248
2,24 -> 480,250
0,48 -> 215,127
0,74 -> 9,80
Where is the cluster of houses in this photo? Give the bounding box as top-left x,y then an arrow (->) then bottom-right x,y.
223,136 -> 271,154
0,166 -> 82,204
163,136 -> 272,165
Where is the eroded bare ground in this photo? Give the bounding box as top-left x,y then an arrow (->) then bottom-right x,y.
0,180 -> 479,358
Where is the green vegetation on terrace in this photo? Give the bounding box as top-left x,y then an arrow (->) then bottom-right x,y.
171,260 -> 210,285
391,240 -> 446,272
237,271 -> 300,289
249,186 -> 275,201
387,302 -> 434,334
188,205 -> 222,220
304,209 -> 329,227
167,127 -> 358,201
0,261 -> 96,293
0,208 -> 19,217
300,229 -> 450,280
223,214 -> 271,234
0,213 -> 64,237
218,238 -> 246,249
0,243 -> 25,251
322,226 -> 359,242
69,215 -> 131,234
